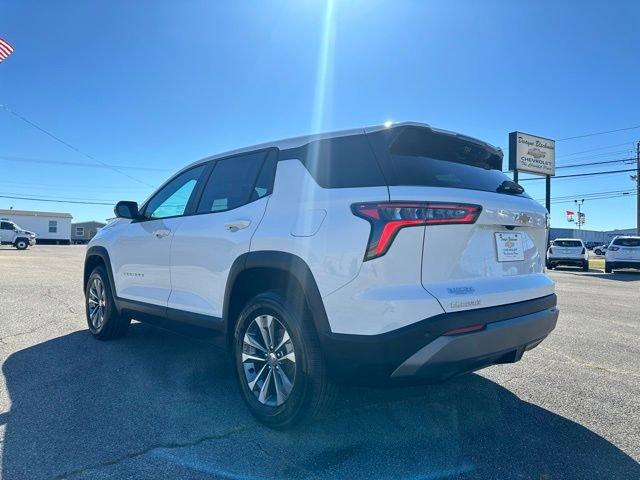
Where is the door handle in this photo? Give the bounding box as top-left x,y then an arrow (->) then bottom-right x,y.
224,220 -> 251,232
153,229 -> 171,239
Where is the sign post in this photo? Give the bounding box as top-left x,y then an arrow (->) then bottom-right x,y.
509,132 -> 556,214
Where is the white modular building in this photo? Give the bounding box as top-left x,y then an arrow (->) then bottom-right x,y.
0,209 -> 73,244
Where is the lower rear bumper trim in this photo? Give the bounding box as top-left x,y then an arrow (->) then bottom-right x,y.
391,307 -> 558,378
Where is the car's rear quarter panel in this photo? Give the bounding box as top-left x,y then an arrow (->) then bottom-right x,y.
249,159 -> 388,297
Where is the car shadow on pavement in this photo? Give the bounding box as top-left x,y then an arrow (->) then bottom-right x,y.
2,323 -> 638,480
566,270 -> 640,281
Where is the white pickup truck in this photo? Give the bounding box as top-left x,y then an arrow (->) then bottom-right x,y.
0,220 -> 36,249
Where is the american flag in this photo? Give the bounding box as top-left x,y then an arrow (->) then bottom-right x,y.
0,38 -> 14,63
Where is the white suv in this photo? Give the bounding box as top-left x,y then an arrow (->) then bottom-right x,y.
605,236 -> 640,273
546,238 -> 588,271
83,122 -> 558,428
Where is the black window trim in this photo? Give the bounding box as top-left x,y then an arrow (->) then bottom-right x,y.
190,147 -> 279,217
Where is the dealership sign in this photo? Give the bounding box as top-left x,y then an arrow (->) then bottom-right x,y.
509,132 -> 556,176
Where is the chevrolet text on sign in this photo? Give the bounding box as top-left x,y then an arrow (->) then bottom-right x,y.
509,132 -> 555,176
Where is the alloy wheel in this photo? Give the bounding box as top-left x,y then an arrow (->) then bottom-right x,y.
241,314 -> 296,407
88,277 -> 107,330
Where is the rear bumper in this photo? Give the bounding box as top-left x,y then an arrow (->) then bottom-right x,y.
547,256 -> 586,266
320,294 -> 558,384
606,260 -> 640,270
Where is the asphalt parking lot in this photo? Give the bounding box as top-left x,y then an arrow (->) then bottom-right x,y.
0,245 -> 638,480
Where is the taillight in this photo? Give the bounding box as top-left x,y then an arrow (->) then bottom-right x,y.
351,202 -> 482,261
581,248 -> 586,254
548,247 -> 554,254
609,246 -> 619,251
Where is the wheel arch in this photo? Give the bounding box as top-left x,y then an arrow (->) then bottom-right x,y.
84,246 -> 116,296
14,237 -> 30,247
223,251 -> 331,347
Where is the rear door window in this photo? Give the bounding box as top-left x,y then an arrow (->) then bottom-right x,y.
612,238 -> 640,247
196,150 -> 271,214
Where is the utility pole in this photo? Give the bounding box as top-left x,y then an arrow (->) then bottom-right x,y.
545,175 -> 551,215
636,141 -> 639,235
574,199 -> 585,231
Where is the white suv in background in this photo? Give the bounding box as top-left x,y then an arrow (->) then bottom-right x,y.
605,236 -> 640,273
83,122 -> 558,428
546,238 -> 589,271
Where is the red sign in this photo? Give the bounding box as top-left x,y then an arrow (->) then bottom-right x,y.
566,210 -> 575,222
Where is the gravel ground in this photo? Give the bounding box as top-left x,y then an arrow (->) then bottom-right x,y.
0,245 -> 638,480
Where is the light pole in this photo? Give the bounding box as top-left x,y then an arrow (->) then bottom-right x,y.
574,199 -> 585,231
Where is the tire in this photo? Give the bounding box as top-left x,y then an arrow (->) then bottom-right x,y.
595,249 -> 602,256
582,261 -> 589,272
14,239 -> 28,250
605,263 -> 612,274
85,266 -> 130,340
233,291 -> 334,429
546,262 -> 554,270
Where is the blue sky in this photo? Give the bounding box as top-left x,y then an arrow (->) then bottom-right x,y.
1,0 -> 639,229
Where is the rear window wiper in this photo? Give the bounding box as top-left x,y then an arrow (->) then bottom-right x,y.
496,180 -> 524,195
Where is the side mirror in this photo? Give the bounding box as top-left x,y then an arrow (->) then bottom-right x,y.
114,201 -> 141,220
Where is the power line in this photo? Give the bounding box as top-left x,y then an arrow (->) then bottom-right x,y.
556,141 -> 636,158
548,192 -> 637,205
0,104 -> 156,187
519,168 -> 636,181
499,127 -> 640,152
536,188 -> 637,201
556,149 -> 635,163
555,157 -> 636,169
538,191 -> 637,205
0,155 -> 171,172
0,191 -> 120,203
504,156 -> 635,173
1,180 -> 148,192
557,125 -> 640,141
535,189 -> 638,203
0,194 -> 114,206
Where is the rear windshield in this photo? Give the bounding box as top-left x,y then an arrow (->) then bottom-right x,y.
612,238 -> 640,247
553,240 -> 582,247
368,126 -> 527,196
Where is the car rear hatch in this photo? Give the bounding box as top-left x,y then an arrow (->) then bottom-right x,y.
551,240 -> 584,257
610,237 -> 640,261
366,124 -> 553,313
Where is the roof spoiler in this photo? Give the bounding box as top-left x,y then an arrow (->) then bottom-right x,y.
365,122 -> 503,161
